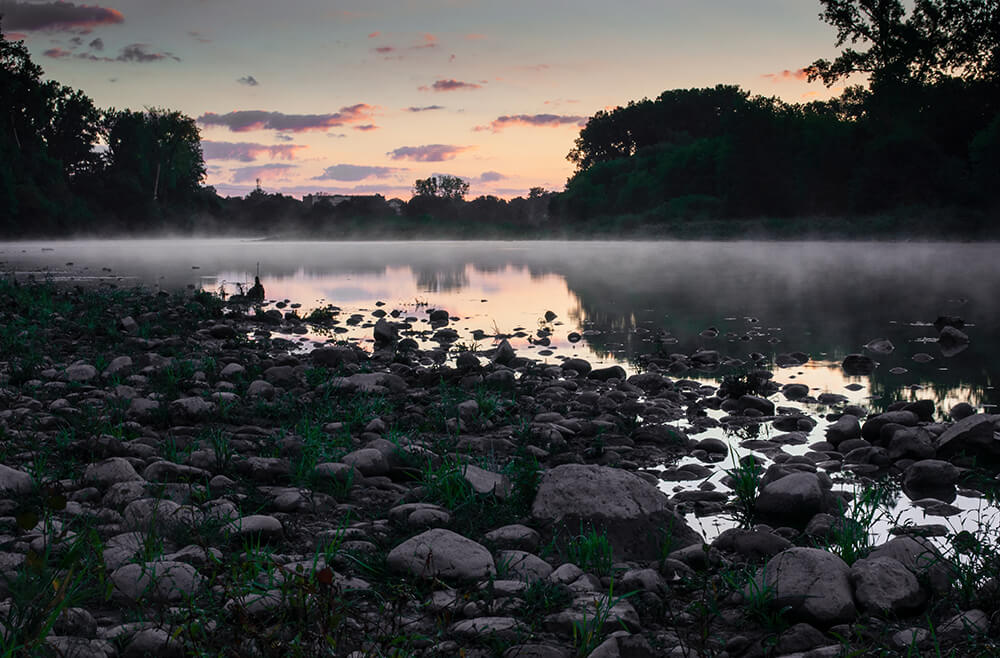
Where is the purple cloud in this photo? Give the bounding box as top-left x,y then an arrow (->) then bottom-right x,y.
198,104 -> 376,133
420,79 -> 481,92
479,171 -> 505,182
201,141 -> 306,162
237,75 -> 259,86
405,105 -> 444,112
313,164 -> 408,181
2,1 -> 124,32
386,144 -> 473,162
474,113 -> 587,132
117,43 -> 179,62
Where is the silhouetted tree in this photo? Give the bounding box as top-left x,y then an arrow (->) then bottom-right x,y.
412,175 -> 470,200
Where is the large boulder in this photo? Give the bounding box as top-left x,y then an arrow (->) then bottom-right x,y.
849,556 -> 926,616
751,548 -> 856,626
755,472 -> 832,528
936,414 -> 997,456
387,528 -> 495,583
530,464 -> 700,560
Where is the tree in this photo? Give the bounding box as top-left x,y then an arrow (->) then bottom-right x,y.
412,175 -> 469,200
807,0 -> 1000,87
102,108 -> 206,210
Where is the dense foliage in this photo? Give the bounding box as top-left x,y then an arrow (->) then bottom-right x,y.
559,0 -> 1000,226
0,22 -> 213,235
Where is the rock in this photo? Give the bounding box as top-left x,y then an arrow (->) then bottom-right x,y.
387,528 -> 495,583
867,537 -> 951,595
497,550 -> 552,583
449,617 -> 527,641
245,379 -> 275,399
842,354 -> 875,375
938,325 -> 969,346
103,356 -> 133,378
751,548 -> 855,626
865,338 -> 894,354
712,528 -> 793,562
263,365 -> 297,387
209,324 -> 237,339
111,561 -> 203,603
462,464 -> 512,498
65,363 -> 98,382
888,427 -> 937,460
739,394 -> 775,415
169,396 -> 215,422
933,315 -> 965,332
936,414 -> 996,454
342,448 -> 389,477
849,556 -> 926,615
503,645 -> 571,658
312,462 -> 362,485
782,383 -> 810,400
938,609 -> 989,640
224,515 -> 283,541
588,365 -> 627,382
755,472 -> 831,528
861,411 -> 919,442
0,463 -> 33,494
776,623 -> 829,654
373,318 -> 398,345
544,594 -> 639,635
122,628 -> 184,658
825,414 -> 861,446
903,459 -> 960,489
494,339 -> 516,365
219,362 -> 246,379
531,464 -> 700,560
84,458 -> 143,489
484,525 -> 541,552
562,358 -> 592,375
949,402 -> 976,420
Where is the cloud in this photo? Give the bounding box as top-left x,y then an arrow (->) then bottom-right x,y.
762,68 -> 810,82
421,79 -> 481,92
198,104 -> 376,133
367,31 -> 379,38
236,75 -> 259,86
387,144 -> 472,162
465,33 -> 486,40
374,46 -> 395,54
478,171 -> 505,182
231,163 -> 297,183
274,133 -> 293,142
353,124 -> 378,132
88,36 -> 102,50
43,46 -> 73,58
2,1 -> 124,32
6,32 -> 29,40
189,30 -> 210,43
201,141 -> 306,162
117,43 -> 179,62
313,164 -> 408,182
405,105 -> 444,112
474,113 -> 587,132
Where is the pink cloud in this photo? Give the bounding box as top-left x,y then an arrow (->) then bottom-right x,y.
6,32 -> 29,40
474,114 -> 587,132
43,47 -> 73,58
386,144 -> 473,162
762,68 -> 810,82
368,31 -> 380,38
353,124 -> 378,132
374,46 -> 395,54
421,79 -> 482,92
201,141 -> 307,162
198,104 -> 376,133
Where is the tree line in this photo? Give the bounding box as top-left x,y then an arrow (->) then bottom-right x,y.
557,0 -> 1000,230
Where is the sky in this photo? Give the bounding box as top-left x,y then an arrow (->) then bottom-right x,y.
2,0 -> 846,200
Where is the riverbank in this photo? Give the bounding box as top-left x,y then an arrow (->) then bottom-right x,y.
0,279 -> 997,656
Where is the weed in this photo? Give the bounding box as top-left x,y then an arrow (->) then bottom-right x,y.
570,579 -> 635,656
724,453 -> 763,528
819,481 -> 897,565
566,525 -> 614,577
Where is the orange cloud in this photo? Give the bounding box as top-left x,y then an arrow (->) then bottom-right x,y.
368,31 -> 380,38
3,1 -> 124,32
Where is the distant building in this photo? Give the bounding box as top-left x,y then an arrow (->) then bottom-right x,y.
302,193 -> 352,208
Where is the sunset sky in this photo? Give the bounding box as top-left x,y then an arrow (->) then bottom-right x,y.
3,0 -> 845,199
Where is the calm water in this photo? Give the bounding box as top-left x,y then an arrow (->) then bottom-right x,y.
3,239 -> 998,539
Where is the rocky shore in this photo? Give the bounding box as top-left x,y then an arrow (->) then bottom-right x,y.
0,279 -> 997,657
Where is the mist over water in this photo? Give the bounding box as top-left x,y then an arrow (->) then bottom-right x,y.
2,239 -> 997,409
4,238 -> 999,540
